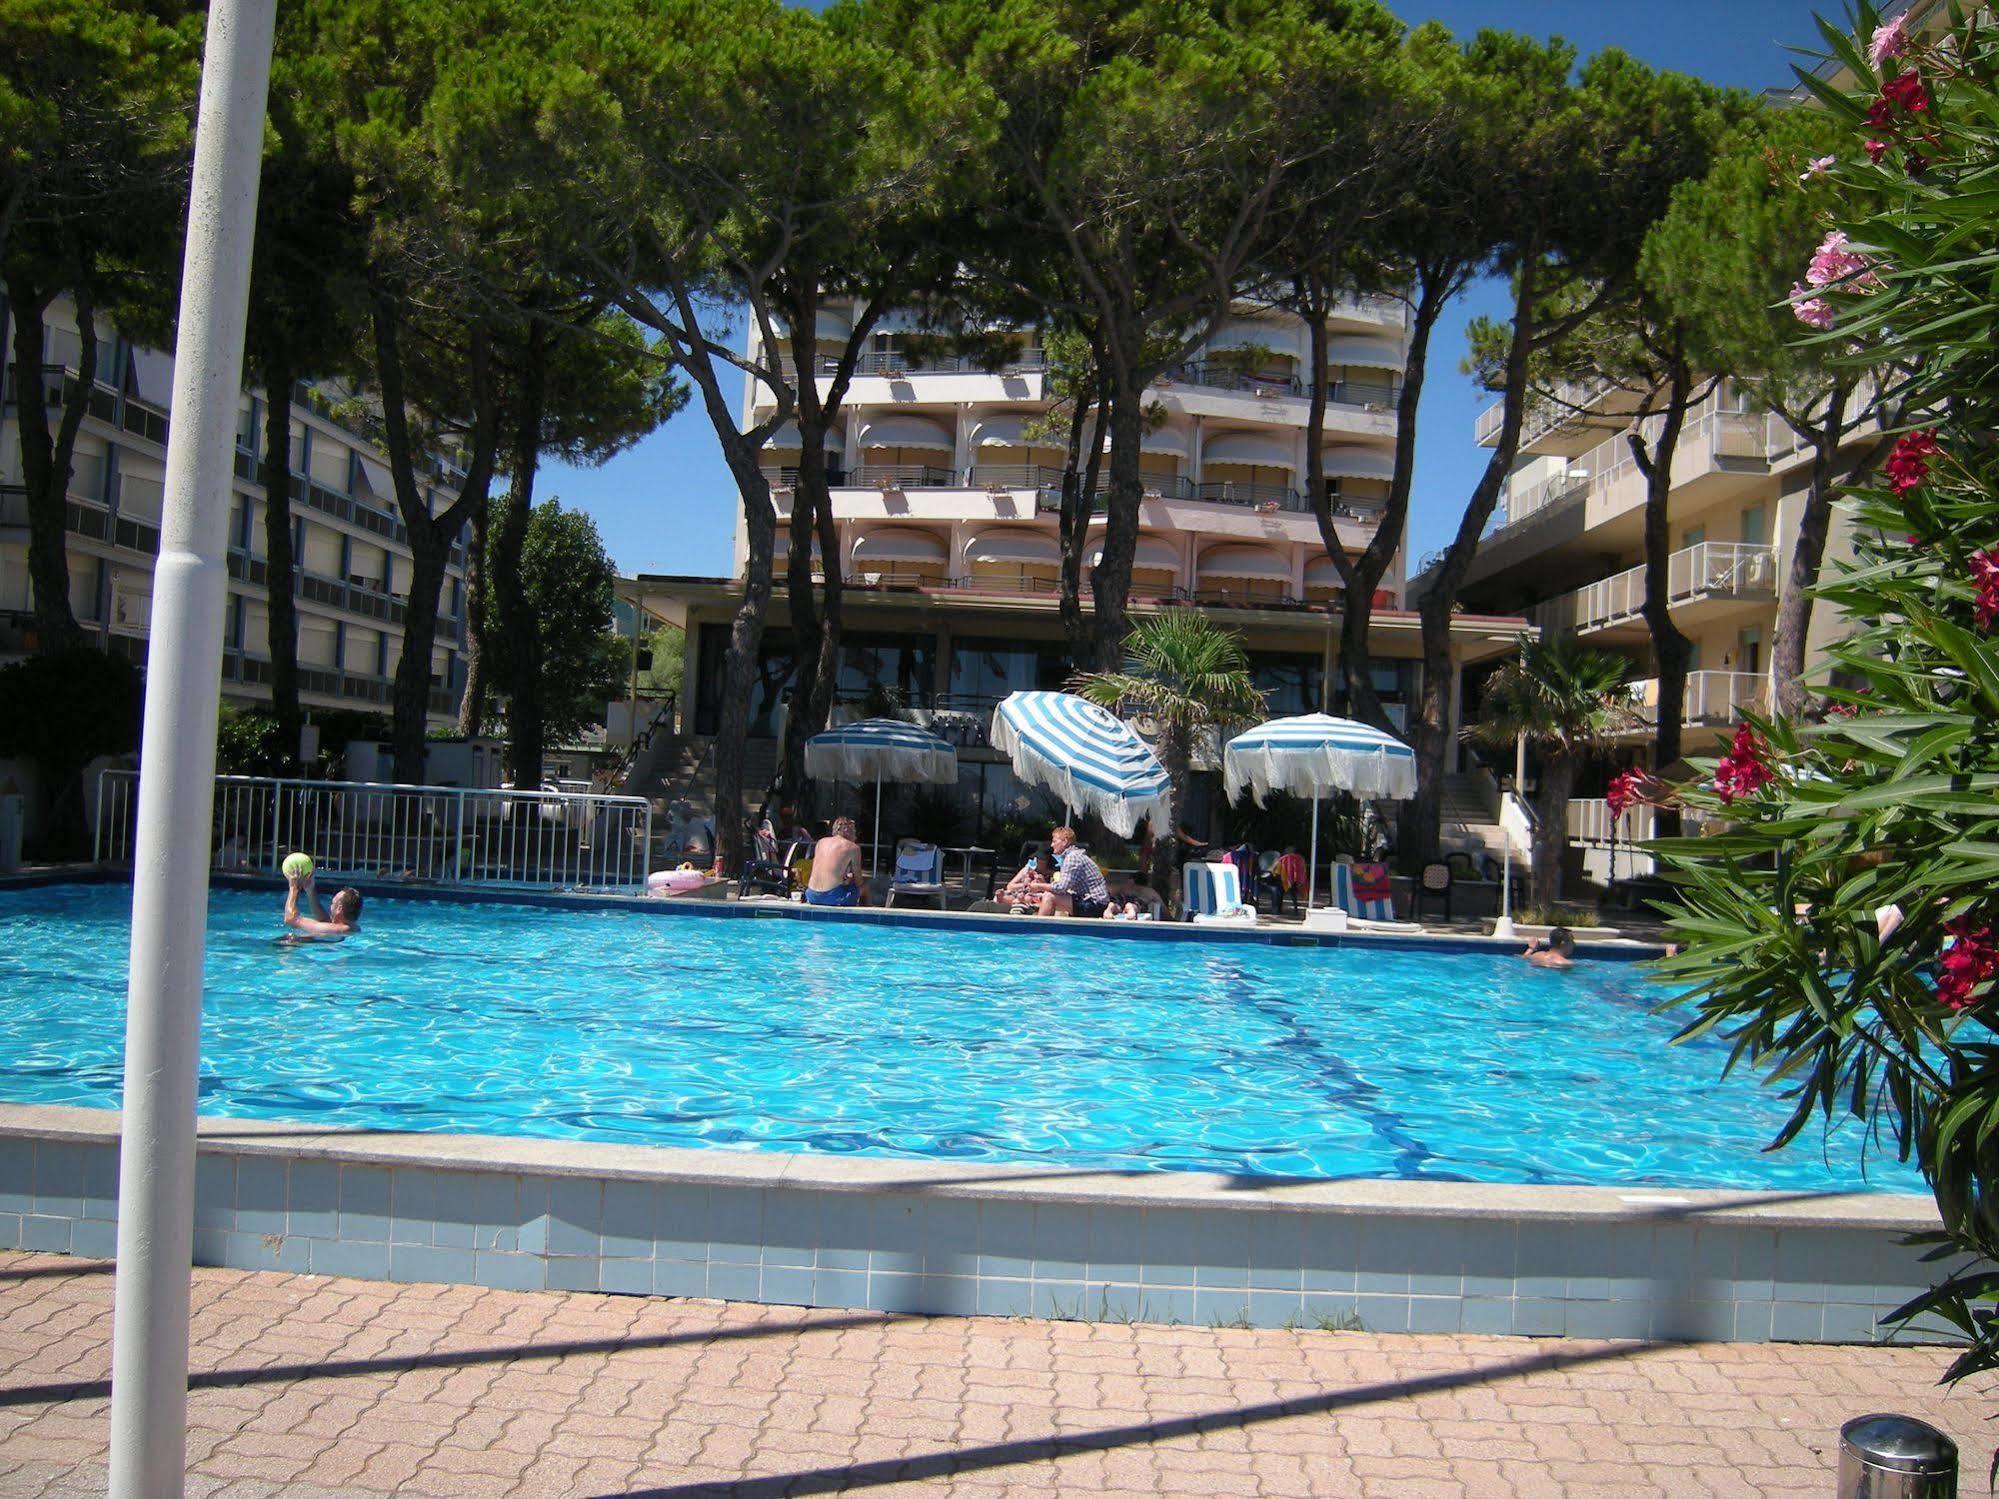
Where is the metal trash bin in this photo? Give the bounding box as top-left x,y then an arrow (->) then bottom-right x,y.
1839,1414 -> 1957,1498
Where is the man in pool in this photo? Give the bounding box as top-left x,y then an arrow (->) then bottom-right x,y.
284,868 -> 362,940
805,816 -> 869,907
1032,826 -> 1109,918
1523,926 -> 1576,969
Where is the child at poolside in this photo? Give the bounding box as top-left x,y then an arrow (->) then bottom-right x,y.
1001,850 -> 1056,912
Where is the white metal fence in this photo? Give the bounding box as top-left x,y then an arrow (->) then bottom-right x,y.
93,772 -> 655,892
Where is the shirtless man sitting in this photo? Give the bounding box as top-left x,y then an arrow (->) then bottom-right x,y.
284,869 -> 362,940
805,816 -> 869,907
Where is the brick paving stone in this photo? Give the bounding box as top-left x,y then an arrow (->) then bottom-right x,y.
2,1250 -> 1997,1497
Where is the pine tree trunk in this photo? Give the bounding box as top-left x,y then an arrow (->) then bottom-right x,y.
1407,257 -> 1542,869
1770,393 -> 1848,720
1090,375 -> 1145,670
491,338 -> 548,790
8,281 -> 87,653
456,501 -> 489,737
1634,367 -> 1696,833
392,531 -> 451,781
259,365 -> 303,772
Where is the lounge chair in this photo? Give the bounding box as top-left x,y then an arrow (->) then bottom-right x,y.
1332,861 -> 1422,933
1184,861 -> 1257,924
885,840 -> 946,909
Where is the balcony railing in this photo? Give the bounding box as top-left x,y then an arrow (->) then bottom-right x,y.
1627,669 -> 1767,727
1571,542 -> 1778,633
1196,480 -> 1310,512
773,349 -> 1047,384
1567,798 -> 1657,846
850,463 -> 959,489
1158,367 -> 1400,408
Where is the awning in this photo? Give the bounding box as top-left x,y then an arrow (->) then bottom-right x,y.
857,415 -> 953,452
968,415 -> 1055,450
1324,335 -> 1404,372
1202,431 -> 1297,471
129,348 -> 174,405
1320,444 -> 1396,481
965,529 -> 1061,566
1198,544 -> 1291,582
1304,556 -> 1345,588
1104,424 -> 1192,459
765,421 -> 846,452
850,527 -> 947,565
1090,535 -> 1180,572
1205,319 -> 1293,356
356,455 -> 396,499
775,308 -> 853,341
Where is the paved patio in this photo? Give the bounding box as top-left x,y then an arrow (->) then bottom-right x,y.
0,1251 -> 1987,1498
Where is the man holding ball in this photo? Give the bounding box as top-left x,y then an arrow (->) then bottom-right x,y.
281,853 -> 363,940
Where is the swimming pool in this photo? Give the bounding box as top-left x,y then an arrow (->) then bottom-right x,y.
0,882 -> 1912,1193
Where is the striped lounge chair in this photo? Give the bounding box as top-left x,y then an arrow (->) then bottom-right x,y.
1184,862 -> 1257,924
1332,861 -> 1422,932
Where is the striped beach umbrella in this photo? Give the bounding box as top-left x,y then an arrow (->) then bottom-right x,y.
1223,713 -> 1417,911
805,719 -> 958,877
989,691 -> 1170,839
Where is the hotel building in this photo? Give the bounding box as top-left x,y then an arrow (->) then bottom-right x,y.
628,298 -> 1528,833
1,291 -> 472,724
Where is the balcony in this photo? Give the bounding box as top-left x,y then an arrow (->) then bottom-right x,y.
1569,542 -> 1777,636
1626,669 -> 1767,729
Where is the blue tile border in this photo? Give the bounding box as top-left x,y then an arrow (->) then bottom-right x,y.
0,1124 -> 1945,1348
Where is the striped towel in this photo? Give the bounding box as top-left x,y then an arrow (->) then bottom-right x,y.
1351,862 -> 1393,903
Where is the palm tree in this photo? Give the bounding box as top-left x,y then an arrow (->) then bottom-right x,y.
1465,635 -> 1637,909
1070,609 -> 1266,913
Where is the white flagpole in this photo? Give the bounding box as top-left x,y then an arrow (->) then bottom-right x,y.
108,0 -> 276,1491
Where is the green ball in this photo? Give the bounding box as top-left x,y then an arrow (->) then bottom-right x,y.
281,852 -> 314,880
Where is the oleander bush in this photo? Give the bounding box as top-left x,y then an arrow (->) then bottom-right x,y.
1644,4 -> 1999,1378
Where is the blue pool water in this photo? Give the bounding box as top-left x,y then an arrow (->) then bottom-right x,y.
0,883 -> 1914,1192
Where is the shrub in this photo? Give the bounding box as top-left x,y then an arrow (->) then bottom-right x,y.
1647,6 -> 1999,1380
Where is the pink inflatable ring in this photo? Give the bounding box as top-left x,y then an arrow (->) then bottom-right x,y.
646,868 -> 707,897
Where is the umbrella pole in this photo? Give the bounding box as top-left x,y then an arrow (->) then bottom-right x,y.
1308,795 -> 1319,913
873,772 -> 883,889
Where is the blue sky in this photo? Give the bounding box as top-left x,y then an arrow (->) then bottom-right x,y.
544,1 -> 1830,580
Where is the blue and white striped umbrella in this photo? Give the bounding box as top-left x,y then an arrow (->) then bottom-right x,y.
1222,714 -> 1417,913
805,719 -> 958,878
990,691 -> 1170,838
1223,713 -> 1417,804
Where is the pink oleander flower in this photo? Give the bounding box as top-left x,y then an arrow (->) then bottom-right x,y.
1606,767 -> 1652,819
1790,284 -> 1835,329
1883,70 -> 1929,114
1937,915 -> 1999,1013
1870,15 -> 1909,66
1713,724 -> 1775,805
1865,138 -> 1891,163
1806,231 -> 1877,289
1798,155 -> 1837,183
1885,428 -> 1940,495
1971,550 -> 1999,632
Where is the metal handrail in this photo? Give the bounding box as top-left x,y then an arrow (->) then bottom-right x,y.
94,770 -> 654,892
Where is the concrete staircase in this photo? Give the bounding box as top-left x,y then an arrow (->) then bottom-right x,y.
1437,771 -> 1525,879
622,733 -> 781,835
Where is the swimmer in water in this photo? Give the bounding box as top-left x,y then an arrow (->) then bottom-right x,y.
284,868 -> 362,941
